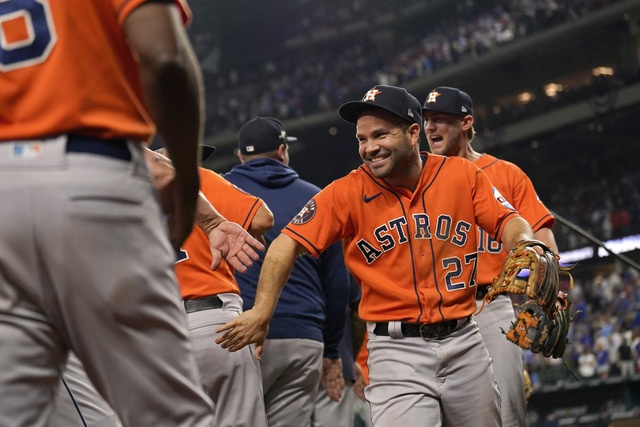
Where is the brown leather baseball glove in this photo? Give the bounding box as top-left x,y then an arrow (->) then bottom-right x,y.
504,296 -> 573,359
481,239 -> 573,318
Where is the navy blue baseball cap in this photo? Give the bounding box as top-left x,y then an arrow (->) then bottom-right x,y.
422,86 -> 473,116
238,117 -> 297,155
338,85 -> 422,127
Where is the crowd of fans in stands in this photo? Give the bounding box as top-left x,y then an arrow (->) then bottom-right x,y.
526,161 -> 640,391
188,0 -> 624,137
549,166 -> 640,252
525,263 -> 640,388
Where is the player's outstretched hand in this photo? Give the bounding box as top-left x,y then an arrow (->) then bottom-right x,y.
321,358 -> 345,402
207,220 -> 265,271
216,308 -> 270,358
352,362 -> 367,401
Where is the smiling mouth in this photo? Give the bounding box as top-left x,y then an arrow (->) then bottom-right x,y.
368,155 -> 388,164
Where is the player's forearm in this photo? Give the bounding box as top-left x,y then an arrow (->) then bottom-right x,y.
194,192 -> 227,234
126,3 -> 204,201
253,234 -> 301,319
248,203 -> 275,239
534,227 -> 559,254
500,216 -> 535,251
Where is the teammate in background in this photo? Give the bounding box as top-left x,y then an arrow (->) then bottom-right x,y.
0,1 -> 260,425
216,85 -> 545,427
312,276 -> 366,427
154,146 -> 274,427
422,86 -> 558,426
224,117 -> 351,427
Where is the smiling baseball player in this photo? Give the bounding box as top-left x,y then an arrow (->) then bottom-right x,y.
215,85 -> 554,427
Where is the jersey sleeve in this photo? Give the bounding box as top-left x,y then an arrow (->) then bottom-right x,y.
282,179 -> 353,258
199,168 -> 264,229
468,163 -> 519,242
115,0 -> 191,26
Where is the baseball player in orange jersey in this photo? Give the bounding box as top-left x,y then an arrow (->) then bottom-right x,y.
0,1 -> 262,425
216,84 -> 546,426
422,86 -> 559,426
163,149 -> 274,427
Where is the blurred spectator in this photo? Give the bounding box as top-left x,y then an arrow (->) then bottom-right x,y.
577,345 -> 598,379
617,338 -> 635,377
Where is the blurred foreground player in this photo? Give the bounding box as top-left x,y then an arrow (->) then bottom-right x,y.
0,0 -> 244,425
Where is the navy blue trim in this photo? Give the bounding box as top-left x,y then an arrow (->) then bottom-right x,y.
62,376 -> 88,427
66,135 -> 131,161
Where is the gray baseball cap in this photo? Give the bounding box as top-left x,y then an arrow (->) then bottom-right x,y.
338,85 -> 422,127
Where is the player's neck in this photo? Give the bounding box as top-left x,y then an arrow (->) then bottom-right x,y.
457,143 -> 482,163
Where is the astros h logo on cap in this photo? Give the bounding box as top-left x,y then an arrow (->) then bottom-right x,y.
422,86 -> 473,117
338,84 -> 423,127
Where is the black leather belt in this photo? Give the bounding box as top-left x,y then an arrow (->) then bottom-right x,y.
184,295 -> 224,313
374,316 -> 471,339
66,135 -> 131,161
476,286 -> 490,300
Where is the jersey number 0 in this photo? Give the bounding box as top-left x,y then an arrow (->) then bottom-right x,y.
0,0 -> 57,72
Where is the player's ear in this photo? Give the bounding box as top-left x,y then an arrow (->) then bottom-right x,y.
408,123 -> 421,144
461,115 -> 474,131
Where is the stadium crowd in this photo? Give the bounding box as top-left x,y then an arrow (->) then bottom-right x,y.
188,0 -> 625,137
548,166 -> 640,252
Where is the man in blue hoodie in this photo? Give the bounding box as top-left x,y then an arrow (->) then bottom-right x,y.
224,117 -> 350,426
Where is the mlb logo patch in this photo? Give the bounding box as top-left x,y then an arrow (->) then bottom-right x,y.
11,142 -> 43,159
493,187 -> 515,210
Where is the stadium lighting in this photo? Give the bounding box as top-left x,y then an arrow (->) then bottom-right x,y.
544,83 -> 563,97
592,66 -> 614,76
517,91 -> 534,104
558,234 -> 640,263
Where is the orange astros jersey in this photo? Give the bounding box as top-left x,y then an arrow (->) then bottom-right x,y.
176,168 -> 265,300
474,154 -> 554,287
0,0 -> 189,142
282,153 -> 518,324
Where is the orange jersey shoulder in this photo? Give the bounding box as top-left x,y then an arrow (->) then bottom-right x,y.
283,155 -> 517,323
474,154 -> 554,285
0,0 -> 188,141
176,168 -> 264,299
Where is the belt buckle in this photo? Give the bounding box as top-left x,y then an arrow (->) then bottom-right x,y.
420,323 -> 442,340
420,320 -> 458,340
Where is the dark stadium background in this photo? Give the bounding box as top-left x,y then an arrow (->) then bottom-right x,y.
185,1 -> 640,425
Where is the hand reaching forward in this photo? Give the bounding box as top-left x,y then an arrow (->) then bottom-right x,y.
352,362 -> 367,401
207,220 -> 265,272
321,357 -> 345,402
216,308 -> 270,358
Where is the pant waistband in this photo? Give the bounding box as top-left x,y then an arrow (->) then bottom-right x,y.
66,135 -> 131,161
184,295 -> 224,313
374,316 -> 471,339
476,286 -> 490,300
